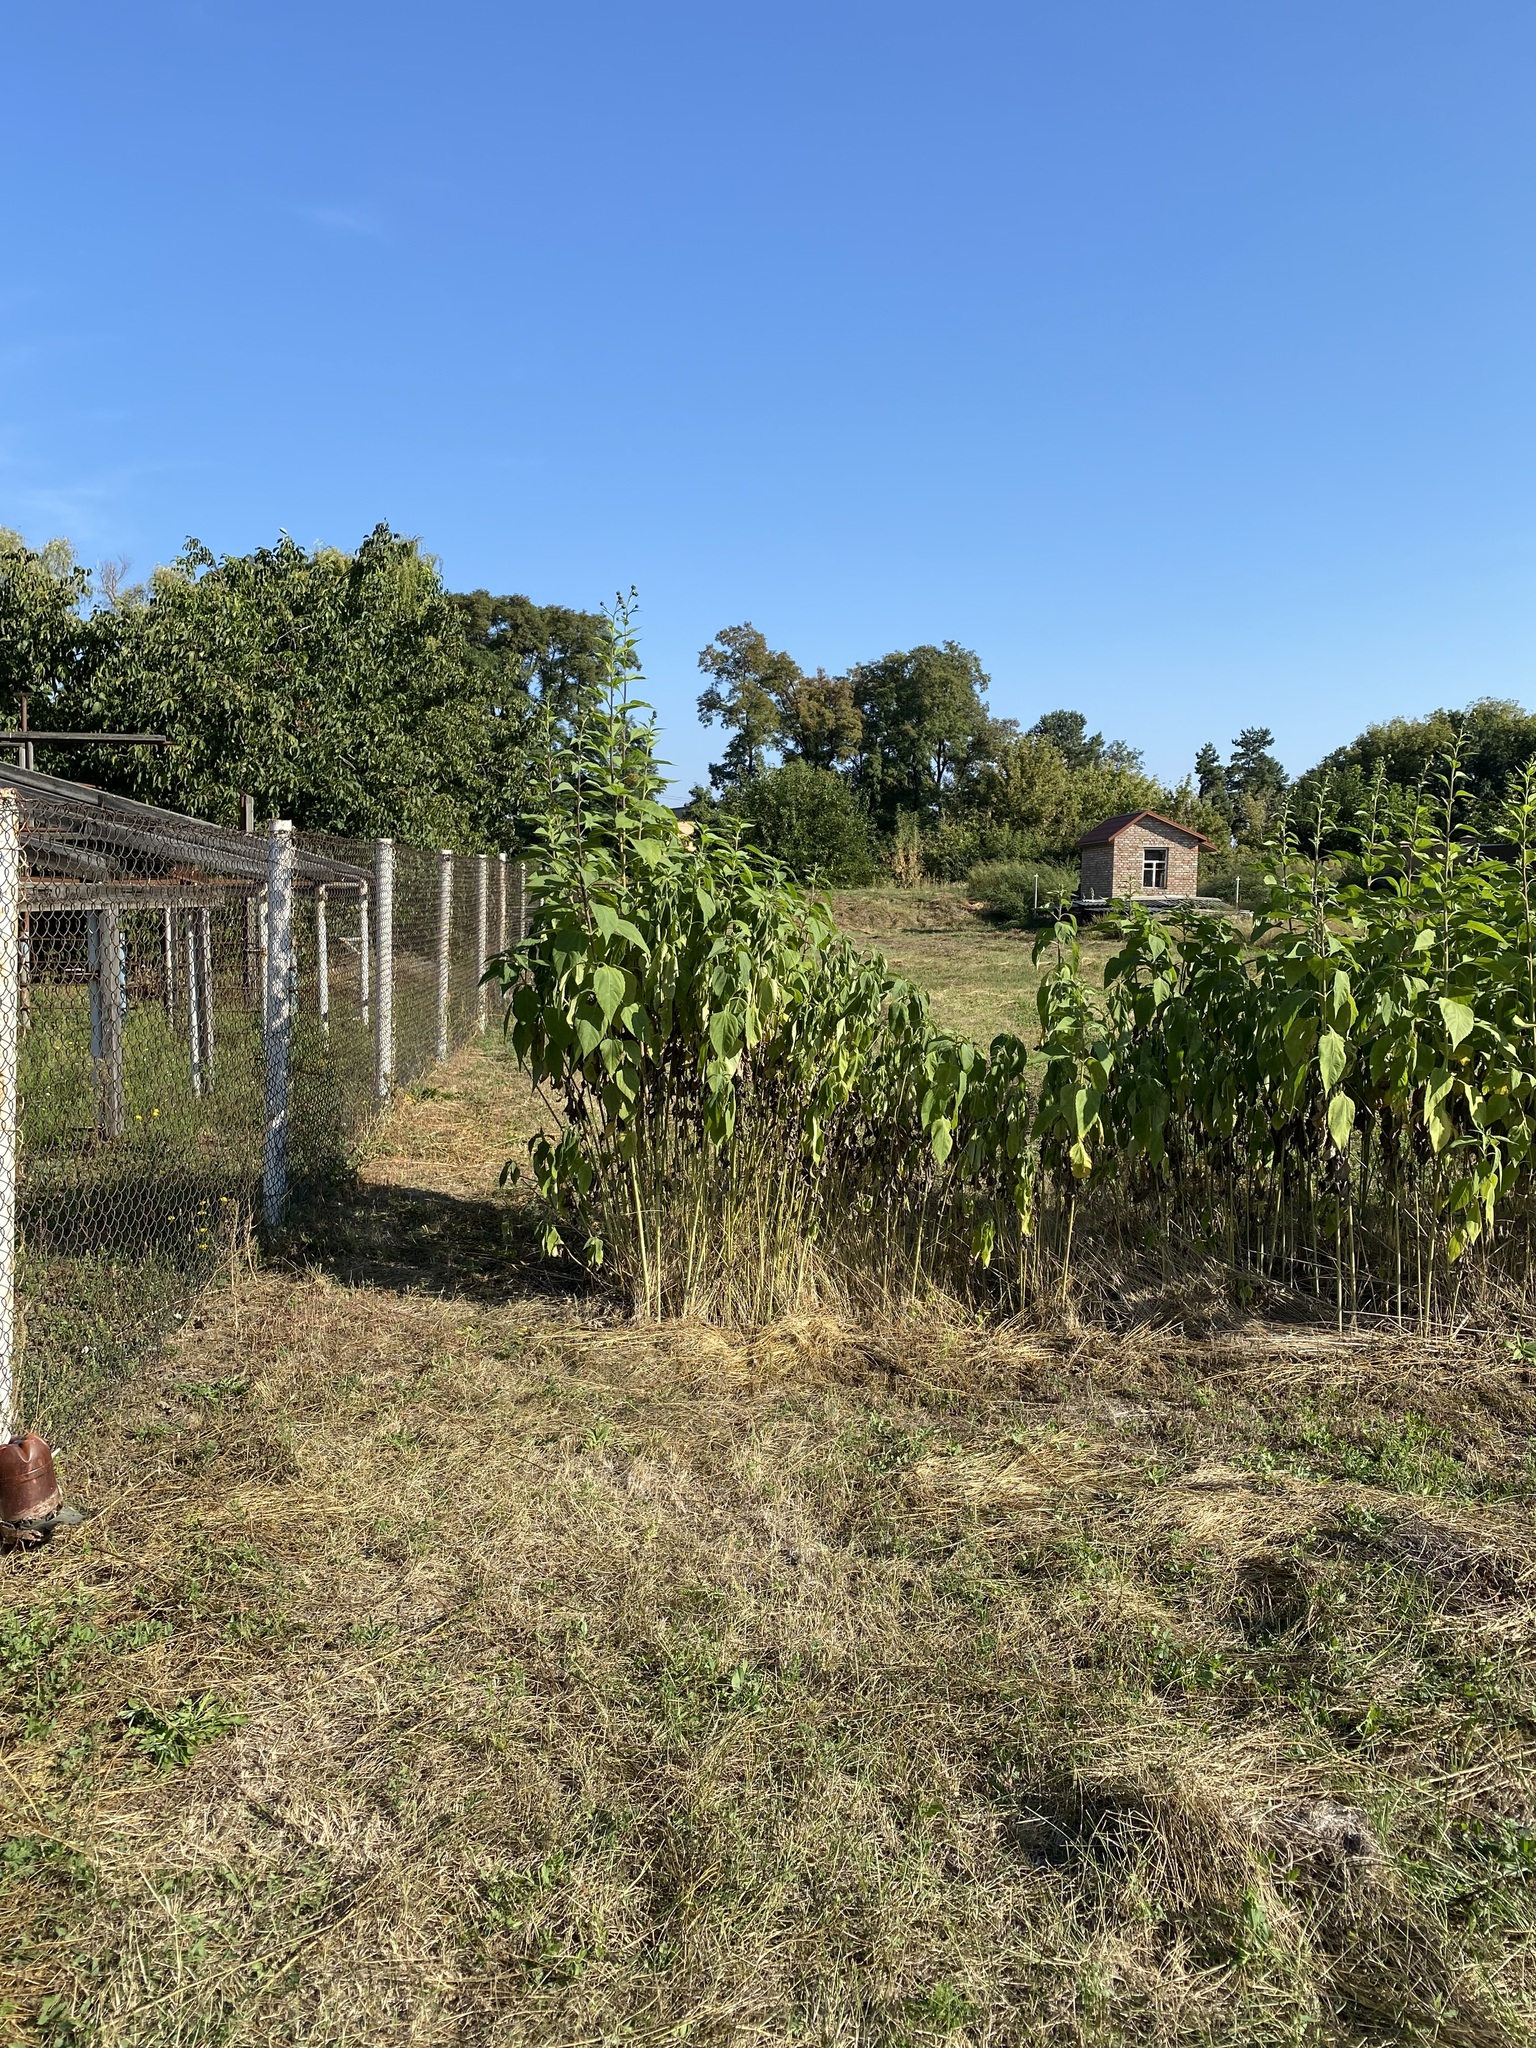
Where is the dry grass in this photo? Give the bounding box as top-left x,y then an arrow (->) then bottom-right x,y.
828,887 -> 1116,1045
4,1046 -> 1536,2044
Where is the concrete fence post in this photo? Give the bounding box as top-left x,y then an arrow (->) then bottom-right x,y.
497,850 -> 508,955
513,858 -> 527,941
435,848 -> 452,1062
263,821 -> 294,1229
374,840 -> 393,1100
0,792 -> 21,1434
475,854 -> 488,1033
316,885 -> 330,1039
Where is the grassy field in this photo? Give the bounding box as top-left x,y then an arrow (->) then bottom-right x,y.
829,885 -> 1117,1045
5,1043 -> 1535,2046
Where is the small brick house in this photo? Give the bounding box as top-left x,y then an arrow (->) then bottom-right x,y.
1075,810 -> 1212,902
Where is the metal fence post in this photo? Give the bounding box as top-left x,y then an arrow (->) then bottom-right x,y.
497,850 -> 508,955
98,904 -> 125,1141
358,881 -> 371,1030
184,915 -> 203,1098
316,885 -> 330,1039
435,848 -> 452,1062
241,794 -> 264,1010
0,792 -> 21,1434
263,821 -> 294,1228
259,888 -> 270,1033
197,905 -> 215,1084
374,840 -> 393,1099
162,904 -> 176,1027
475,854 -> 488,1032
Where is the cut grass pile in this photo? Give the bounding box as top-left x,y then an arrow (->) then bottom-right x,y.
829,885 -> 1116,1046
3,1046 -> 1536,2044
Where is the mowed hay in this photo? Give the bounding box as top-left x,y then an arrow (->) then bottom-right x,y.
3,1048 -> 1536,2045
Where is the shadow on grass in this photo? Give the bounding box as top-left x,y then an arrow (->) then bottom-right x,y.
290,1174 -> 585,1306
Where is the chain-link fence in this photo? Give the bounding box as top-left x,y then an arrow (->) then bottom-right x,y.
0,771 -> 526,1443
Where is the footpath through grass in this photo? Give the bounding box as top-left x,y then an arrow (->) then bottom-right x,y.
4,1045 -> 1536,2044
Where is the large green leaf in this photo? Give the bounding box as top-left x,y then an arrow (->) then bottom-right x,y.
591,964 -> 626,1025
1318,1029 -> 1348,1092
1326,1091 -> 1356,1152
1438,997 -> 1475,1049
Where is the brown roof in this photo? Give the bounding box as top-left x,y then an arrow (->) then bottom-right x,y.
1076,809 -> 1214,851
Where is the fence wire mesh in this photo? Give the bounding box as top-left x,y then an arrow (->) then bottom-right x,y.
0,782 -> 523,1442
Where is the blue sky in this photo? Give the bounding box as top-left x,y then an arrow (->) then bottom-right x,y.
3,1 -> 1533,795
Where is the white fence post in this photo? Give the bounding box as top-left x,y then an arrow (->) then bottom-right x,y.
497,851 -> 508,955
263,821 -> 294,1228
513,858 -> 528,941
197,905 -> 215,1084
184,916 -> 203,1098
162,905 -> 176,1026
0,792 -> 21,1435
316,885 -> 330,1039
475,854 -> 488,1033
435,849 -> 452,1062
358,882 -> 371,1031
98,904 -> 125,1141
374,840 -> 393,1100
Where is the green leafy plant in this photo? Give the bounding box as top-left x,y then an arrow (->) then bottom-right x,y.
119,1693 -> 243,1770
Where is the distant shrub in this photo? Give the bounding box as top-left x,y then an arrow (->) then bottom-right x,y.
968,858 -> 1079,922
923,819 -> 1041,881
727,762 -> 877,885
1196,844 -> 1272,912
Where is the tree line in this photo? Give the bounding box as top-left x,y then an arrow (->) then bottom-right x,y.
4,522 -> 1534,884
0,524 -> 612,847
689,619 -> 1536,894
687,621 -> 1290,891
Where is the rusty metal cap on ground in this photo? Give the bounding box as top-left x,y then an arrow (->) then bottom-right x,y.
0,1435 -> 64,1524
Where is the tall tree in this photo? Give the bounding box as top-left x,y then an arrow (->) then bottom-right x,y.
51,527 -> 502,843
0,529 -> 104,718
1225,726 -> 1287,840
1306,697 -> 1536,810
450,589 -> 611,725
1028,709 -> 1103,771
848,641 -> 991,831
779,667 -> 862,770
697,623 -> 802,791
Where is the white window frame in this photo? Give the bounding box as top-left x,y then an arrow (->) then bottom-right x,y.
1142,846 -> 1169,890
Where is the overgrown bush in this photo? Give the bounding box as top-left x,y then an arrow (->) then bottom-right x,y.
499,643 -> 1536,1329
492,610 -> 1022,1318
718,760 -> 877,885
922,817 -> 1039,881
967,858 -> 1080,922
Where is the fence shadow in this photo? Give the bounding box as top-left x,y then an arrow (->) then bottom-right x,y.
294,1172 -> 585,1306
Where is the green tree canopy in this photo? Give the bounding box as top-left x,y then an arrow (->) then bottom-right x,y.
1307,697 -> 1536,811
0,529 -> 103,717
721,759 -> 876,885
779,666 -> 862,771
697,623 -> 803,791
1028,709 -> 1103,771
45,526 -> 534,845
848,641 -> 991,832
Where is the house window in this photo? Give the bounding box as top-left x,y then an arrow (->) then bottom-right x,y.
1142,846 -> 1169,890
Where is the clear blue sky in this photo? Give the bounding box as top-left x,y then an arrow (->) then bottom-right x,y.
4,2 -> 1534,795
